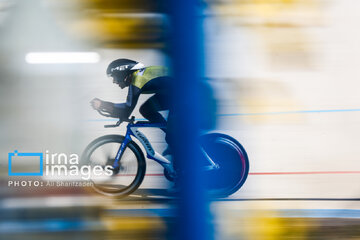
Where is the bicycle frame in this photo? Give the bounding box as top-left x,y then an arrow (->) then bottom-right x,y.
87,112 -> 249,197
113,121 -> 174,173
110,118 -> 219,176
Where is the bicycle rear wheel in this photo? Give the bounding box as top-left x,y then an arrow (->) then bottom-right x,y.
200,133 -> 249,197
81,135 -> 146,197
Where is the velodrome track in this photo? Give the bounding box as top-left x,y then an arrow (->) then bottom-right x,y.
1,0 -> 360,238
2,100 -> 360,238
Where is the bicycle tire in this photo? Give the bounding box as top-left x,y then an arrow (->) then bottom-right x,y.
81,135 -> 146,197
200,133 -> 249,197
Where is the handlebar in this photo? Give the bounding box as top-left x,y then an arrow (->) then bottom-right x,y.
97,109 -> 135,128
104,121 -> 121,128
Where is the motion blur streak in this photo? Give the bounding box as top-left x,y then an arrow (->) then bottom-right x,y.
2,0 -> 360,240
25,52 -> 100,64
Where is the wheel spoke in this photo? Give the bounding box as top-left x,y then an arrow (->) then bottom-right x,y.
200,133 -> 249,197
82,136 -> 146,197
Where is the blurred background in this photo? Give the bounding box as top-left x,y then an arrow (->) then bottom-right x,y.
1,0 -> 360,239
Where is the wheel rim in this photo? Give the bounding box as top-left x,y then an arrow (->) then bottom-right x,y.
201,136 -> 248,196
87,141 -> 140,194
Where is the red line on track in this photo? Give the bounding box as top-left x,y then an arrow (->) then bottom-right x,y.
146,173 -> 165,176
143,171 -> 360,177
249,171 -> 360,175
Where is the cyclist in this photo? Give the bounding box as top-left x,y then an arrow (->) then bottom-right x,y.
91,58 -> 172,154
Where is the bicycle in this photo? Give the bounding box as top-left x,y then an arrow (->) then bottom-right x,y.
81,110 -> 249,198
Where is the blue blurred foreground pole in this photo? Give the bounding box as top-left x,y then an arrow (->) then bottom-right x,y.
167,1 -> 213,240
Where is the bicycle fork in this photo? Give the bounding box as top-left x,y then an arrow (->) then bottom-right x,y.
113,133 -> 132,169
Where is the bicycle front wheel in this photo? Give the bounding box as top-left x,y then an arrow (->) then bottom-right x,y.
81,135 -> 146,197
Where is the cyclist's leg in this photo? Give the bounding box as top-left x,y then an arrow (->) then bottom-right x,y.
139,93 -> 169,131
140,93 -> 172,157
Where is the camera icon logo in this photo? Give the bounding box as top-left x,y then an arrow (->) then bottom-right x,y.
8,150 -> 43,176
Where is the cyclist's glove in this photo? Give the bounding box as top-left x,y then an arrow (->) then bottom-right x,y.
100,100 -> 124,119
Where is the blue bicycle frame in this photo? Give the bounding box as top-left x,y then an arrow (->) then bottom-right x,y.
112,121 -> 174,172
104,114 -> 219,177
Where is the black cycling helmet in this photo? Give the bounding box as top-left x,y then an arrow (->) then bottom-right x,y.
106,58 -> 145,88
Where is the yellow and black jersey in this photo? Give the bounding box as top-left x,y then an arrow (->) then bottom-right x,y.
114,66 -> 171,118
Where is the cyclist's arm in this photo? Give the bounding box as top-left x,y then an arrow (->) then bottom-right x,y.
113,85 -> 141,119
